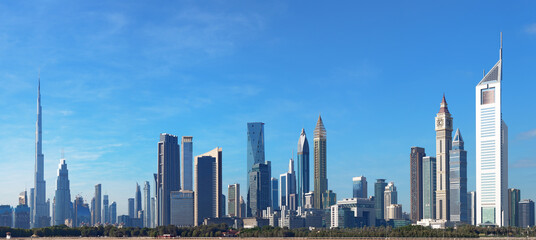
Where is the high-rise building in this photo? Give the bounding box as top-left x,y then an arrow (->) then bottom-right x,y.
228,184 -> 240,217
128,198 -> 134,218
280,158 -> 296,210
0,206 -> 12,227
102,195 -> 109,224
19,191 -> 28,206
93,184 -> 101,225
353,176 -> 367,199
374,179 -> 387,221
14,204 -> 30,229
271,178 -> 279,211
410,147 -> 425,223
181,136 -> 193,191
143,181 -> 151,227
109,201 -> 117,224
247,122 -> 265,217
518,199 -> 535,228
313,115 -> 328,209
297,129 -> 310,208
468,191 -> 477,225
221,194 -> 226,216
435,95 -> 453,221
239,196 -> 246,219
194,147 -> 223,226
33,78 -> 49,228
156,133 -> 180,226
423,156 -> 437,220
170,190 -> 194,226
250,161 -> 271,217
508,188 -> 521,227
476,34 -> 508,226
384,182 -> 397,220
450,129 -> 468,223
29,188 -> 34,225
135,183 -> 142,218
322,190 -> 337,210
387,204 -> 403,220
53,158 -> 71,226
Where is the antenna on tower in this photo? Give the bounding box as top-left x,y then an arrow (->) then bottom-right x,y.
483,69 -> 485,78
500,32 -> 503,60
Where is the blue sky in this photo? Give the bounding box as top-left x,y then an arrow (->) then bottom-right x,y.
1,1 -> 535,216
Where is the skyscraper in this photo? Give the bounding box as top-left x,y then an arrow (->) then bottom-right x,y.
156,133 -> 180,226
353,176 -> 367,199
128,198 -> 134,218
280,158 -> 296,210
94,184 -> 101,225
410,147 -> 425,223
15,191 -> 30,229
144,181 -> 151,227
109,201 -> 117,224
297,129 -> 310,208
508,188 -> 520,227
53,158 -> 71,226
313,115 -> 327,209
476,34 -> 508,226
374,179 -> 387,221
103,195 -> 109,224
247,122 -> 265,217
228,184 -> 240,217
271,178 -> 279,211
518,199 -> 535,228
33,78 -> 49,228
435,94 -> 453,221
181,136 -> 193,191
194,147 -> 223,226
250,161 -> 271,217
135,183 -> 142,218
468,191 -> 477,225
450,129 -> 468,223
384,182 -> 397,220
170,190 -> 194,226
423,156 -> 437,220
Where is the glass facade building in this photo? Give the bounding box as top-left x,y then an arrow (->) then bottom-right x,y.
297,129 -> 310,208
410,147 -> 425,223
508,188 -> 521,227
449,129 -> 468,223
247,122 -> 265,217
353,176 -> 367,199
423,156 -> 436,219
374,179 -> 387,221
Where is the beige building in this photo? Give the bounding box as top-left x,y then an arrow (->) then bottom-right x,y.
435,95 -> 453,221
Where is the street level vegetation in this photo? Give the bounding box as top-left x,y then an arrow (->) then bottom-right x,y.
1,224 -> 536,238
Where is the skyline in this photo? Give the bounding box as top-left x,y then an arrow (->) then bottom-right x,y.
1,1 -> 536,217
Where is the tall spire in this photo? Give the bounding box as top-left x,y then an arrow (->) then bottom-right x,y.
500,32 -> 503,60
314,115 -> 326,139
438,94 -> 450,114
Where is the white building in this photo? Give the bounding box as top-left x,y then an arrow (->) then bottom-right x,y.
476,33 -> 508,227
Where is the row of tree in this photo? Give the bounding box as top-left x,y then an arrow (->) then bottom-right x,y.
1,224 -> 536,238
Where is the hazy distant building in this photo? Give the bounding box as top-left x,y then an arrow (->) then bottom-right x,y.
322,190 -> 337,210
14,204 -> 30,229
374,179 -> 387,221
247,122 -> 265,217
135,183 -> 142,218
228,184 -> 240,217
0,205 -> 12,227
250,161 -> 271,217
194,147 -> 223,226
74,197 -> 91,227
156,133 -> 181,226
271,178 -> 279,211
508,188 -> 520,227
384,182 -> 397,220
410,147 -> 425,223
353,176 -> 367,199
143,181 -> 151,227
297,129 -> 310,208
280,158 -> 296,210
170,190 -> 194,226
109,202 -> 117,224
330,198 -> 375,228
435,95 -> 453,221
54,158 -> 71,226
450,129 -> 468,223
102,195 -> 109,224
423,156 -> 437,220
93,184 -> 101,225
476,36 -> 508,226
518,199 -> 535,228
128,198 -> 134,218
33,79 -> 49,228
314,115 -> 328,209
240,196 -> 246,219
181,136 -> 193,191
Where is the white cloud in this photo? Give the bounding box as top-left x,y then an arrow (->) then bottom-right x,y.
511,159 -> 536,168
518,129 -> 536,140
525,23 -> 536,35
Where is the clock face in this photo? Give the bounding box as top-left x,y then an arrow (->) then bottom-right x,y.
437,119 -> 443,126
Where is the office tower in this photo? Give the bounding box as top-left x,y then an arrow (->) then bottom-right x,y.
128,198 -> 134,218
280,158 -> 296,210
19,191 -> 28,206
194,147 -> 223,226
508,188 -> 521,227
297,128 -> 310,208
314,115 -> 328,209
374,179 -> 387,220
250,161 -> 271,217
134,183 -> 142,218
109,202 -> 117,224
435,94 -> 453,221
450,129 -> 468,223
423,156 -> 437,219
143,181 -> 150,227
384,182 -> 397,219
74,196 -> 90,227
14,204 -> 30,229
33,78 -> 49,228
150,197 -> 155,227
240,196 -> 246,219
90,197 -> 95,225
468,191 -> 477,225
102,195 -> 109,224
518,199 -> 535,228
410,147 -> 425,223
156,133 -> 180,226
93,184 -> 101,225
247,122 -> 265,217
353,176 -> 367,199
322,190 -> 336,209
181,136 -> 193,191
170,190 -> 194,226
228,184 -> 240,217
476,34 -> 508,226
0,206 -> 12,227
29,188 -> 34,225
271,178 -> 279,210
53,158 -> 71,226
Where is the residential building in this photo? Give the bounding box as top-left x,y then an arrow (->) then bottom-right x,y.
410,147 -> 425,223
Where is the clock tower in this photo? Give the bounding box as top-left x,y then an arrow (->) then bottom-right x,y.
435,94 -> 453,221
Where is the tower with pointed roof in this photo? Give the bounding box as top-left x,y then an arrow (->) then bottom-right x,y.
435,95 -> 453,221
449,129 -> 468,223
33,77 -> 50,228
297,128 -> 310,208
476,33 -> 508,226
313,115 -> 327,209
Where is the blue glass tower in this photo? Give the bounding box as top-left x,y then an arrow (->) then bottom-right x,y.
247,122 -> 265,217
449,129 -> 468,223
353,176 -> 367,198
53,158 -> 71,225
271,178 -> 279,210
297,129 -> 309,208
